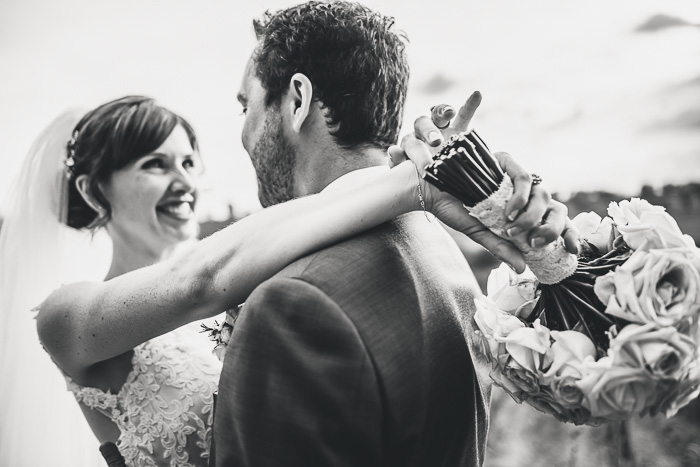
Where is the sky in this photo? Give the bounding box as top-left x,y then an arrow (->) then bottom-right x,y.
1,0 -> 699,220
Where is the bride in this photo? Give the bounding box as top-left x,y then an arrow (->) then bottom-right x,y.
0,94 -> 574,466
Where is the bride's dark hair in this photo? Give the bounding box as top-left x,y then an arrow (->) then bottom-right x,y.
65,96 -> 199,229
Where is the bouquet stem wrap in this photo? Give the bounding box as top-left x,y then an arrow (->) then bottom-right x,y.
468,176 -> 578,284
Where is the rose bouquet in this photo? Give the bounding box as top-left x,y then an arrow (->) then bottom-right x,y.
424,131 -> 700,424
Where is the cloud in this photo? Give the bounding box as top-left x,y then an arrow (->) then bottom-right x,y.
419,74 -> 457,95
635,14 -> 698,33
683,75 -> 700,88
664,110 -> 700,129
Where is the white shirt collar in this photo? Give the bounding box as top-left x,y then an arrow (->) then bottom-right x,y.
322,166 -> 390,192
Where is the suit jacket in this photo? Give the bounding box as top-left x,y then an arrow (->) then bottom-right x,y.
213,213 -> 491,467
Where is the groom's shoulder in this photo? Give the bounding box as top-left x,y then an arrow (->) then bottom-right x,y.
278,212 -> 462,280
272,212 -> 478,304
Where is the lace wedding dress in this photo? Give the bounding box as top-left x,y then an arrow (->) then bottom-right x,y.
65,324 -> 222,467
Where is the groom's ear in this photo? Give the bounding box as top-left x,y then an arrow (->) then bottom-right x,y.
287,73 -> 313,134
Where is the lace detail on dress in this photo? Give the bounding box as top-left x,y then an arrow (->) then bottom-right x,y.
65,325 -> 222,467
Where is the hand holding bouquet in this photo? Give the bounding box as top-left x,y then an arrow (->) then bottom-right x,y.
390,93 -> 579,275
423,131 -> 700,424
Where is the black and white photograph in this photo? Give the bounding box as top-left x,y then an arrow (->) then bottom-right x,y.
1,0 -> 699,466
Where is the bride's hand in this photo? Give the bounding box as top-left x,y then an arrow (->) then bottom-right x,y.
388,92 -> 579,273
417,92 -> 482,152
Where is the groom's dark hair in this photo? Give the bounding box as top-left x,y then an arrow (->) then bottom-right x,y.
252,1 -> 409,150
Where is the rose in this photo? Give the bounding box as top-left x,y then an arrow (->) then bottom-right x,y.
576,356 -> 658,419
489,367 -> 526,403
675,315 -> 700,343
654,359 -> 700,417
473,296 -> 525,366
607,198 -> 665,226
499,319 -> 551,369
594,248 -> 700,327
486,263 -> 540,319
206,308 -> 239,362
541,331 -> 597,407
550,368 -> 586,407
617,212 -> 695,251
525,388 -> 568,420
608,198 -> 695,251
220,320 -> 234,343
608,323 -> 697,380
496,320 -> 551,393
543,331 -> 597,378
549,364 -> 587,408
572,211 -> 614,254
502,358 -> 541,394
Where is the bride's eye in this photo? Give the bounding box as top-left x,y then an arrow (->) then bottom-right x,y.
143,158 -> 165,170
240,107 -> 247,116
183,158 -> 196,170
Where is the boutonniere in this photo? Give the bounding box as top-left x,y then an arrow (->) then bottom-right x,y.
201,305 -> 242,362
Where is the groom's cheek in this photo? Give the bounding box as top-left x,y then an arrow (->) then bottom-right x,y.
241,123 -> 253,155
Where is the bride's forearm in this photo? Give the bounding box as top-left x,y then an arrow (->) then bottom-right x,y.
186,161 -> 420,313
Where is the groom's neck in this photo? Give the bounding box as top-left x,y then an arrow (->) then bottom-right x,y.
293,144 -> 388,196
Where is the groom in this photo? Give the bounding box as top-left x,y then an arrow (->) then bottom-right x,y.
213,2 -> 566,466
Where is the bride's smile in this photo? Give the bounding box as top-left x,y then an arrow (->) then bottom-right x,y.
156,196 -> 195,222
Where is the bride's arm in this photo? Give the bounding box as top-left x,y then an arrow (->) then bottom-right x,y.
37,162 -> 420,372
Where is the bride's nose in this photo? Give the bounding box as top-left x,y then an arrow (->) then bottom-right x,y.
170,166 -> 197,194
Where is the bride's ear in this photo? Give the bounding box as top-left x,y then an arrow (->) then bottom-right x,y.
74,175 -> 106,218
287,73 -> 313,134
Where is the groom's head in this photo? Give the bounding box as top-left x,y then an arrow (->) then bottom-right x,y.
238,1 -> 409,206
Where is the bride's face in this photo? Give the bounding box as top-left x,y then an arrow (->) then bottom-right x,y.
100,124 -> 202,252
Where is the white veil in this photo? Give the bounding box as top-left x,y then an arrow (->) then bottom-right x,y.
0,111 -> 112,466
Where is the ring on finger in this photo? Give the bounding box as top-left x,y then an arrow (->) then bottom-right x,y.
434,121 -> 450,130
531,173 -> 543,186
430,105 -> 452,130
